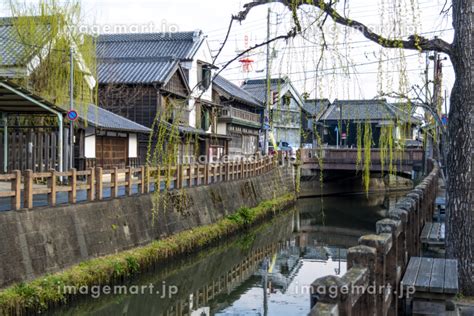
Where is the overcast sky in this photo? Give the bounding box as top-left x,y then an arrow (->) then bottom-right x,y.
0,0 -> 455,110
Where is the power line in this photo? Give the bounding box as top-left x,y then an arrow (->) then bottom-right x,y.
204,2 -> 447,39
220,52 -> 431,80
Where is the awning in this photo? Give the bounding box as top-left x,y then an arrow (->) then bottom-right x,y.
0,77 -> 65,173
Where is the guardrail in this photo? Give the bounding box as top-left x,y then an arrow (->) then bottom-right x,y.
309,160 -> 439,315
0,156 -> 277,211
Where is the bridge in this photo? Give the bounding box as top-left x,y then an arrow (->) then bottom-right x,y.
299,148 -> 424,173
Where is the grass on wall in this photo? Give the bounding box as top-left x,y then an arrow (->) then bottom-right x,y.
0,193 -> 295,314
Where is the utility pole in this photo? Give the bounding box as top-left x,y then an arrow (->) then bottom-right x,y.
69,47 -> 74,170
263,7 -> 271,155
424,52 -> 430,106
432,49 -> 440,115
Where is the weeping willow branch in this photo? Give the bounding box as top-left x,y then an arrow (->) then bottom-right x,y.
234,0 -> 452,55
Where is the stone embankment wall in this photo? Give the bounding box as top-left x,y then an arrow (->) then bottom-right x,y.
310,161 -> 439,315
0,166 -> 295,289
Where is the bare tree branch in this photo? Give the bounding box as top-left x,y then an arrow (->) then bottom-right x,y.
213,29 -> 297,79
233,0 -> 452,55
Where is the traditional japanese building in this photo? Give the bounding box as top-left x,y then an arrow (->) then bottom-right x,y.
318,99 -> 422,147
241,77 -> 304,150
96,31 -> 228,164
213,75 -> 263,159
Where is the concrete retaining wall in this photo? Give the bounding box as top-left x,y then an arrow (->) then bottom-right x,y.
0,166 -> 295,289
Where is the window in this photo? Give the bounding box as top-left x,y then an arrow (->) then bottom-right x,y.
197,63 -> 212,90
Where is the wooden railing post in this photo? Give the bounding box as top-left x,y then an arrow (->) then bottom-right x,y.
177,165 -> 183,189
126,167 -> 133,196
48,169 -> 57,206
11,170 -> 21,210
87,167 -> 95,201
240,158 -> 244,179
24,169 -> 33,209
96,167 -> 103,200
156,166 -> 161,192
69,168 -> 77,204
204,163 -> 209,185
140,166 -> 146,194
112,167 -> 119,198
188,165 -> 193,187
225,162 -> 230,181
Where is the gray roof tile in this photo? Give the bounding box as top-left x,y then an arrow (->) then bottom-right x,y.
96,31 -> 204,84
98,58 -> 178,84
79,103 -> 151,133
0,17 -> 50,67
97,31 -> 203,61
321,99 -> 419,123
304,99 -> 330,119
241,78 -> 287,104
213,75 -> 262,108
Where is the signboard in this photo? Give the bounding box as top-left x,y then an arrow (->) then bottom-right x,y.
67,110 -> 78,122
441,115 -> 448,125
341,132 -> 347,140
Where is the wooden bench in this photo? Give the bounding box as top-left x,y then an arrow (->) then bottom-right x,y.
421,222 -> 445,247
401,257 -> 459,315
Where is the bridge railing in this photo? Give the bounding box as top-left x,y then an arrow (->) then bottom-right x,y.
300,148 -> 424,164
309,160 -> 439,315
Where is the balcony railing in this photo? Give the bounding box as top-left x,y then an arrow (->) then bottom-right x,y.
220,106 -> 261,125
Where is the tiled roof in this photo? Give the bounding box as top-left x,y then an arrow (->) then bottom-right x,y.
304,99 -> 331,119
321,99 -> 398,121
96,31 -> 204,84
96,31 -> 203,61
0,17 -> 50,67
213,75 -> 262,108
79,103 -> 151,133
241,78 -> 287,104
389,102 -> 423,123
97,58 -> 179,84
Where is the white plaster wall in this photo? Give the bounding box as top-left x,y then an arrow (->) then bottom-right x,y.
217,122 -> 227,135
84,127 -> 96,158
128,133 -> 138,158
183,38 -> 214,128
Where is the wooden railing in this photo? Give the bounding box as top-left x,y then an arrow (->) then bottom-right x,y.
309,161 -> 439,315
0,156 -> 277,211
221,106 -> 261,124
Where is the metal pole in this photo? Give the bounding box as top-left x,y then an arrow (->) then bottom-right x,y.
264,7 -> 271,156
69,47 -> 74,170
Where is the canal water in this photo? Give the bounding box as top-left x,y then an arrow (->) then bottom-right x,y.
49,193 -> 404,316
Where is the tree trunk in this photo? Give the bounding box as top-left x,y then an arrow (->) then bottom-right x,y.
446,0 -> 473,295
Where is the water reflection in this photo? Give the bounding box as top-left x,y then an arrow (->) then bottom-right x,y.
51,193 -> 404,316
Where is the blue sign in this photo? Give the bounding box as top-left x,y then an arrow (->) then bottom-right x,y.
441,115 -> 448,125
67,110 -> 78,121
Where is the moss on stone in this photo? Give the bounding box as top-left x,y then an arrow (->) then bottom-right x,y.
0,193 -> 295,313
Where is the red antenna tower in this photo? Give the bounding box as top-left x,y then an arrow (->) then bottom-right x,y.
239,35 -> 254,73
